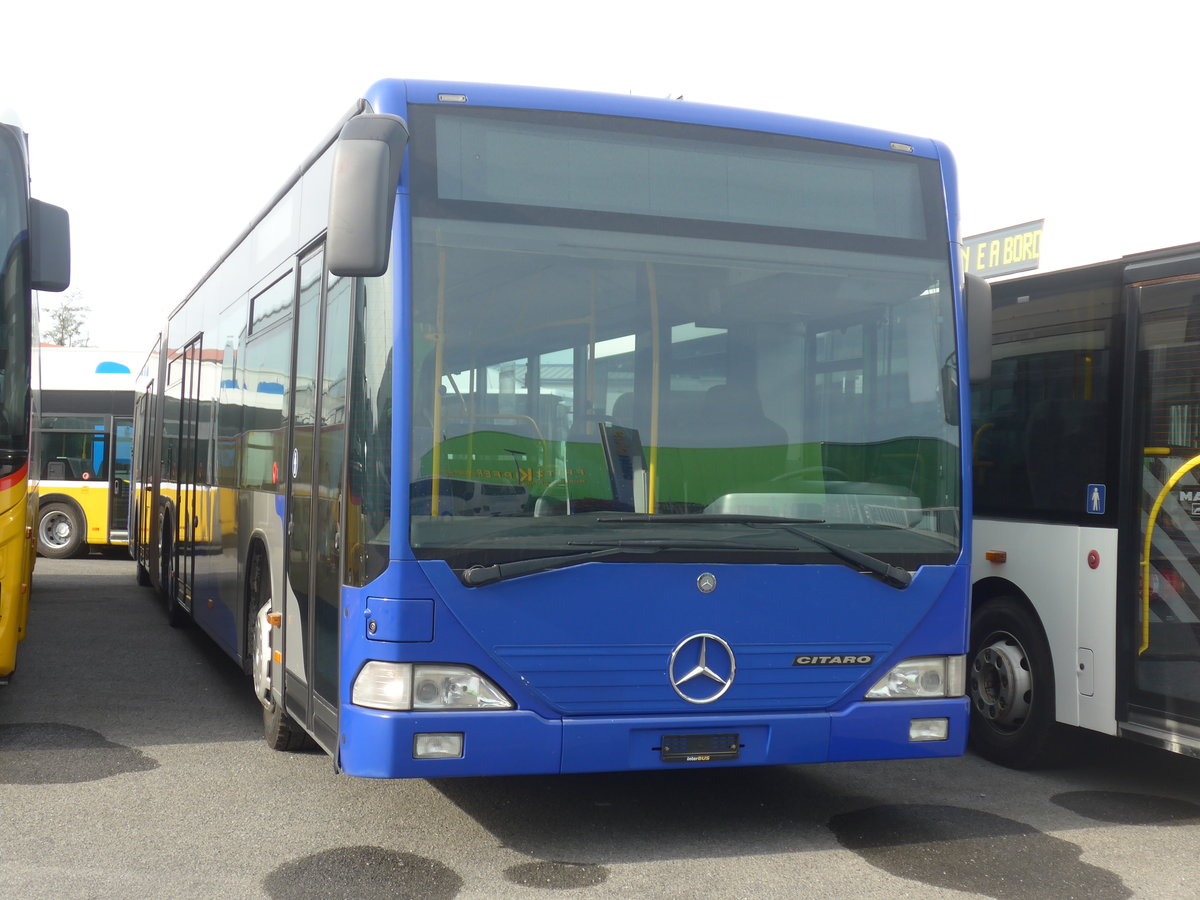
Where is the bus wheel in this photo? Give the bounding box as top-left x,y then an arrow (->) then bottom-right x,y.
968,596 -> 1067,768
37,503 -> 84,559
248,550 -> 309,752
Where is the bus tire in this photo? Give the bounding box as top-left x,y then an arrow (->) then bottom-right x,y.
247,548 -> 310,752
136,562 -> 152,586
968,596 -> 1069,768
37,502 -> 85,559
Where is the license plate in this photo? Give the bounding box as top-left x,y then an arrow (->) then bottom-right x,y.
660,733 -> 740,763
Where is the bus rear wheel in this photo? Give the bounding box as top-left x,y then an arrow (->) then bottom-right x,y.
247,549 -> 310,752
968,596 -> 1068,768
37,502 -> 85,559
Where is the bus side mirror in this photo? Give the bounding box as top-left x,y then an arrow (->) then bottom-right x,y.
30,199 -> 70,293
965,273 -> 992,384
327,113 -> 409,278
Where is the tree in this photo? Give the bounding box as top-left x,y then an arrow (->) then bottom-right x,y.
42,290 -> 90,347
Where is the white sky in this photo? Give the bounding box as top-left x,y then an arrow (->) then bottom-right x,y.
5,1 -> 1197,351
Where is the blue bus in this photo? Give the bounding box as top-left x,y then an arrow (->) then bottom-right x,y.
131,79 -> 990,777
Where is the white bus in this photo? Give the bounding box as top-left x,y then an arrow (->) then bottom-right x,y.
970,242 -> 1200,766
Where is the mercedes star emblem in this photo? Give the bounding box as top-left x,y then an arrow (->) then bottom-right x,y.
697,572 -> 717,593
668,633 -> 736,704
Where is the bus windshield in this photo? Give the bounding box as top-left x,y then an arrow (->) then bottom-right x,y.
0,125 -> 31,476
407,106 -> 959,572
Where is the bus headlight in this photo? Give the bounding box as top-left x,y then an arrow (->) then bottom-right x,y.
412,665 -> 513,710
352,661 -> 513,711
865,656 -> 965,700
352,661 -> 412,710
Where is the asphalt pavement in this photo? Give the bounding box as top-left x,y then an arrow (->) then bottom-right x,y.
4,552 -> 1200,899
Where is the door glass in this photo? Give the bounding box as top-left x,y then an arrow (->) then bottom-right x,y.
178,338 -> 203,606
313,268 -> 349,705
1133,280 -> 1200,722
287,255 -> 321,696
111,419 -> 133,536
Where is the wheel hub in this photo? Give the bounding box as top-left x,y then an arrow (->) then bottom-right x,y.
970,635 -> 1032,727
41,513 -> 71,547
251,604 -> 275,712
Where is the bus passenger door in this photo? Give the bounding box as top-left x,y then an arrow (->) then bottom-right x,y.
1129,276 -> 1200,737
285,246 -> 348,752
175,337 -> 204,613
110,417 -> 133,542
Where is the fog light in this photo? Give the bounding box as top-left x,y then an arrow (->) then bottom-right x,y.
413,732 -> 463,759
909,717 -> 949,742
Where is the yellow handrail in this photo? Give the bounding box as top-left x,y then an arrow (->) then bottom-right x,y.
971,422 -> 995,478
1140,453 -> 1200,654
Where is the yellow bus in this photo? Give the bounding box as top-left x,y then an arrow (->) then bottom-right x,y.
0,112 -> 70,679
35,348 -> 139,558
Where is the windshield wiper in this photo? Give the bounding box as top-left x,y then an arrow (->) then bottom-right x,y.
462,546 -> 658,586
774,523 -> 911,588
463,516 -> 912,588
596,513 -> 911,589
